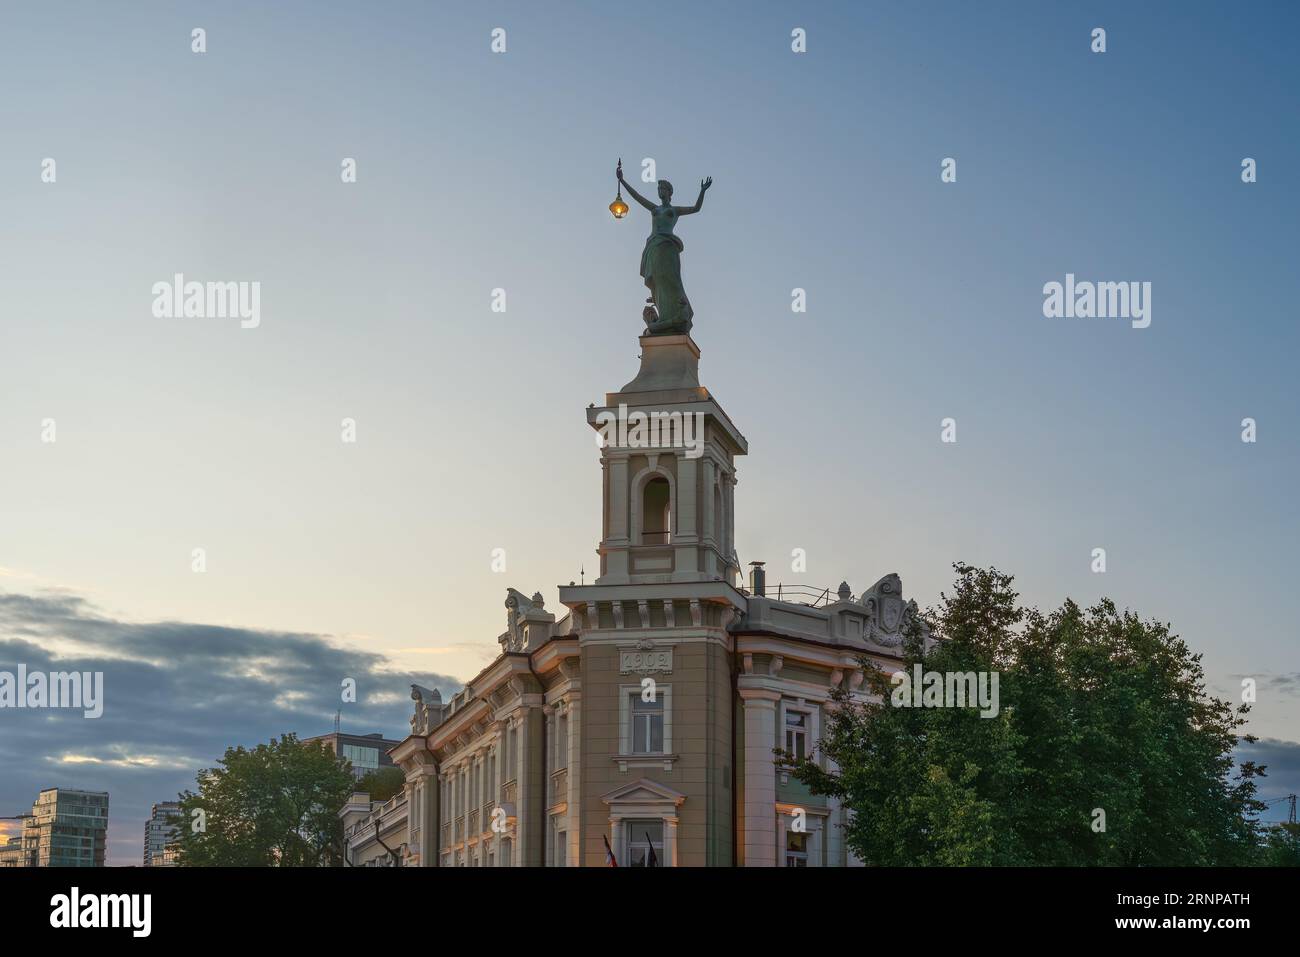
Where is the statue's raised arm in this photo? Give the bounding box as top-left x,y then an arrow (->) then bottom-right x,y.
616,162 -> 656,211
675,177 -> 712,216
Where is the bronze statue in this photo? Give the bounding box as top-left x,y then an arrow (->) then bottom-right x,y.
616,160 -> 712,336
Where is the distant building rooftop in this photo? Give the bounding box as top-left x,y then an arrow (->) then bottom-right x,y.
301,731 -> 402,777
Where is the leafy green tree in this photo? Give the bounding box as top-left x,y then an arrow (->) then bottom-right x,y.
1257,823 -> 1300,866
785,564 -> 1267,866
175,733 -> 355,867
356,766 -> 406,803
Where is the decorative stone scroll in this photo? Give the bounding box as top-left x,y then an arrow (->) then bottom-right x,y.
860,572 -> 922,648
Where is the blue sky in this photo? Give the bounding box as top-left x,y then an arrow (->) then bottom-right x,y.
1,1 -> 1297,864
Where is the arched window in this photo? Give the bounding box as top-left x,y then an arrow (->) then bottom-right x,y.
642,476 -> 671,544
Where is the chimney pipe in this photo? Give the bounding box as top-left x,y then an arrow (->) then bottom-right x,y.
748,561 -> 766,597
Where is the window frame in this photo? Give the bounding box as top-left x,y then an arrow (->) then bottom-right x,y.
784,830 -> 809,867
779,699 -> 817,766
623,818 -> 665,868
619,683 -> 673,757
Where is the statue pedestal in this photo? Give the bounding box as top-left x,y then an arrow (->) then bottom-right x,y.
613,335 -> 707,404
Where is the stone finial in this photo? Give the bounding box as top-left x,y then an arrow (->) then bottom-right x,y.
410,684 -> 443,736
837,581 -> 852,602
502,588 -> 533,652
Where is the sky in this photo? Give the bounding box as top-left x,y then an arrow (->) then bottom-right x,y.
1,1 -> 1297,864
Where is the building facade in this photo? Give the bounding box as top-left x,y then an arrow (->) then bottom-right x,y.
0,836 -> 24,868
388,334 -> 922,866
302,731 -> 401,778
143,801 -> 182,867
7,788 -> 109,867
340,790 -> 410,867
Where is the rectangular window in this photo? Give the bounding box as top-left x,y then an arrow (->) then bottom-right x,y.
631,695 -> 664,754
341,744 -> 379,770
785,831 -> 808,867
785,709 -> 809,761
626,820 -> 664,868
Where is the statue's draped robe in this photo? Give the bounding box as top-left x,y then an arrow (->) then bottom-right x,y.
640,206 -> 693,333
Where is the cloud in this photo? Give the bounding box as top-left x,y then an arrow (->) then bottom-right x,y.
1235,737 -> 1300,822
384,642 -> 500,663
1226,672 -> 1300,697
0,589 -> 460,867
1260,673 -> 1300,695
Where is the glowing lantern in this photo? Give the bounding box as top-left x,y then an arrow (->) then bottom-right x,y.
610,157 -> 629,218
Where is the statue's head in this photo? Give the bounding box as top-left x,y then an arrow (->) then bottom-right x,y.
657,180 -> 673,203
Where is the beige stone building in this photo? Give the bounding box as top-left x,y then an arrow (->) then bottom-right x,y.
340,790 -> 410,867
388,334 -> 920,866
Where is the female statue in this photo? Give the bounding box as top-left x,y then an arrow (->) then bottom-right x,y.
617,162 -> 712,335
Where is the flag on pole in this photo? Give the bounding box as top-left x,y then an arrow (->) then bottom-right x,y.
603,833 -> 618,867
645,831 -> 659,868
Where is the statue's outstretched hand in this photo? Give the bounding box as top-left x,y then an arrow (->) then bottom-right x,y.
701,176 -> 713,191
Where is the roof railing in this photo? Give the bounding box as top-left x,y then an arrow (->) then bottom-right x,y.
737,583 -> 837,607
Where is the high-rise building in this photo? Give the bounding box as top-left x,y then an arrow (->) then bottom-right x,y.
302,731 -> 401,779
143,801 -> 182,867
0,835 -> 25,868
13,788 -> 109,867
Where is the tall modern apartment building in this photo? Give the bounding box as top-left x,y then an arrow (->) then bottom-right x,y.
0,835 -> 25,867
143,801 -> 182,866
9,788 -> 110,867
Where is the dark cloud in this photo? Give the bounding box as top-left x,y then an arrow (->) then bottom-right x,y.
1225,672 -> 1300,697
1260,673 -> 1300,695
0,590 -> 460,866
1235,738 -> 1300,823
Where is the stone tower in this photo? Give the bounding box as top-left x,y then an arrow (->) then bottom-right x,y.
588,333 -> 746,586
559,332 -> 749,866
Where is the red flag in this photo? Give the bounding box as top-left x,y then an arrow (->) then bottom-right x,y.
602,833 -> 618,867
